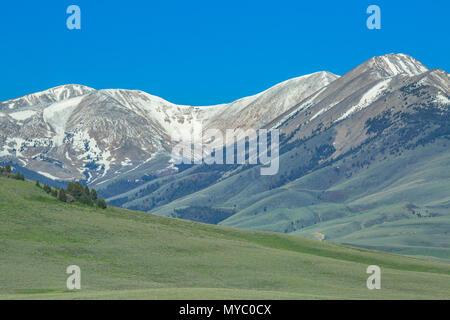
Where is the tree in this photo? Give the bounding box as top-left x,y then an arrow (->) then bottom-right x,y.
83,185 -> 90,196
15,171 -> 24,181
43,184 -> 52,194
51,189 -> 58,197
97,198 -> 107,209
90,188 -> 98,201
5,165 -> 11,173
68,182 -> 84,200
67,181 -> 83,199
58,189 -> 67,202
36,180 -> 41,188
79,192 -> 93,206
67,182 -> 75,195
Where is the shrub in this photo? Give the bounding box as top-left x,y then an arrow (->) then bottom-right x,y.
97,198 -> 107,209
58,189 -> 67,202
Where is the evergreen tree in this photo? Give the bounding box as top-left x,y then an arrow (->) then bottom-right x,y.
90,188 -> 98,201
51,189 -> 58,197
80,192 -> 93,206
5,165 -> 11,173
15,171 -> 24,181
84,185 -> 90,195
43,184 -> 52,194
67,182 -> 75,195
36,180 -> 41,188
58,189 -> 67,202
97,198 -> 107,209
71,182 -> 84,200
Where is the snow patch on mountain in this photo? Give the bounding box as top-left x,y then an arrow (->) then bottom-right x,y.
435,94 -> 450,105
309,98 -> 345,122
9,110 -> 37,121
1,137 -> 54,160
372,53 -> 428,77
2,137 -> 26,158
37,171 -> 61,181
2,84 -> 94,111
273,86 -> 329,129
121,158 -> 132,166
69,128 -> 113,181
99,89 -> 222,143
0,147 -> 10,156
335,78 -> 392,122
43,95 -> 85,146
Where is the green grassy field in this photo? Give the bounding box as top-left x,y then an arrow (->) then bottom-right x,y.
1,177 -> 449,299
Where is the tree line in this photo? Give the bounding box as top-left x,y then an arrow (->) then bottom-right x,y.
36,180 -> 107,209
0,164 -> 25,181
0,164 -> 107,209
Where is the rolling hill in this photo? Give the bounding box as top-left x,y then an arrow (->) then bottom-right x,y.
0,176 -> 449,300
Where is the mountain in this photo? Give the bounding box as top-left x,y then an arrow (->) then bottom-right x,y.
0,72 -> 337,187
104,54 -> 449,259
1,177 -> 450,299
1,53 -> 449,259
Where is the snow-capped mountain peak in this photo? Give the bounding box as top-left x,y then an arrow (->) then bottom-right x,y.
369,53 -> 428,77
0,71 -> 338,183
0,84 -> 94,111
1,54 -> 444,188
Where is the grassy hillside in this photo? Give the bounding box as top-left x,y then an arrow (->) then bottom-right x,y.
1,177 -> 449,300
147,140 -> 450,259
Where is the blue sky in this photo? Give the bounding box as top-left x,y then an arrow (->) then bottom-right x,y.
0,0 -> 448,105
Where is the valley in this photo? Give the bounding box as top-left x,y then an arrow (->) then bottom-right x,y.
1,177 -> 449,299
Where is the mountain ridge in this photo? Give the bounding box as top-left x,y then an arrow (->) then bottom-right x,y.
93,53 -> 449,259
1,53 -> 449,259
0,70 -> 339,184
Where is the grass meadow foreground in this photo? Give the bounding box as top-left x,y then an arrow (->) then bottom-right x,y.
0,177 -> 449,300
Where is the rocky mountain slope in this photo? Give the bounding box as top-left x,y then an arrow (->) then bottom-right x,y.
0,72 -> 338,185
